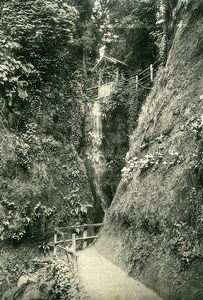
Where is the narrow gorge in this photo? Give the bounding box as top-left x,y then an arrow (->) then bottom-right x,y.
97,1 -> 203,299
0,0 -> 203,299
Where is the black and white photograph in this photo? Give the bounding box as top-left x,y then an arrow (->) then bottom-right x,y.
0,0 -> 203,299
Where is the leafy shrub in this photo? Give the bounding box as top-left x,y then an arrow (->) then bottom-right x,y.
51,259 -> 84,300
1,200 -> 55,242
38,241 -> 51,256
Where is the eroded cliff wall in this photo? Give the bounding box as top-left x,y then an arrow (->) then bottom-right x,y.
97,1 -> 203,299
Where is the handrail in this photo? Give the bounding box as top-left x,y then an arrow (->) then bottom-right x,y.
132,57 -> 160,77
55,235 -> 99,245
138,72 -> 150,82
139,66 -> 150,76
86,57 -> 161,98
55,223 -> 103,232
53,223 -> 103,271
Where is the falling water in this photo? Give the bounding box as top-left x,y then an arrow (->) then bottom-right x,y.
86,99 -> 106,210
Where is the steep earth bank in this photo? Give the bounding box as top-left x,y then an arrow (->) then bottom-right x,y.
97,1 -> 203,299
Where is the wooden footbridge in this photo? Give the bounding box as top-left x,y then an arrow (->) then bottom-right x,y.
53,223 -> 103,270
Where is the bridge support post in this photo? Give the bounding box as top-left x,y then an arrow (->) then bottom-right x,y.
72,233 -> 77,271
135,75 -> 138,92
150,64 -> 154,82
54,230 -> 57,256
83,228 -> 88,249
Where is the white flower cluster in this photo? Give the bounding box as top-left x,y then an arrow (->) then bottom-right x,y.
121,157 -> 138,182
121,151 -> 184,182
191,115 -> 203,135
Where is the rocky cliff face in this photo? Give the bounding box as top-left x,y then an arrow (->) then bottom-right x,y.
97,1 -> 203,299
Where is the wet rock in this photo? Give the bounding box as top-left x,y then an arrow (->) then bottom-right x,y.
2,286 -> 18,300
17,275 -> 36,288
22,284 -> 40,300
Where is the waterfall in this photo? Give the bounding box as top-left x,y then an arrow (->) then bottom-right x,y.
85,98 -> 106,211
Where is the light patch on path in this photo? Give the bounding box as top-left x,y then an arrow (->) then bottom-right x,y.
77,247 -> 163,300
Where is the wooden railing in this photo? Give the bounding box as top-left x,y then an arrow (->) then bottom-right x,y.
86,58 -> 160,99
53,223 -> 103,270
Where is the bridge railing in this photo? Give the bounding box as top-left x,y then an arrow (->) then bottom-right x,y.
86,58 -> 160,99
53,223 -> 103,270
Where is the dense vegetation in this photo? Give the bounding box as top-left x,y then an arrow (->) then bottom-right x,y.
0,0 -> 95,243
1,0 -> 200,299
0,0 -> 172,240
0,0 -> 97,297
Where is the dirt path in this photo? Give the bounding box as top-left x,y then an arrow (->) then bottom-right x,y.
77,247 -> 163,300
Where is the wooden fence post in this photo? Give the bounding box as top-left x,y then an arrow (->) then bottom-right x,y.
67,251 -> 72,264
83,228 -> 88,249
135,75 -> 138,92
150,64 -> 153,82
54,230 -> 57,256
72,233 -> 77,271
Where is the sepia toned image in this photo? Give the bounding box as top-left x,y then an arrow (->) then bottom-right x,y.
0,0 -> 203,299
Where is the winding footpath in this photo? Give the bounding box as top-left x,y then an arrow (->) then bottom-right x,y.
77,247 -> 163,300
